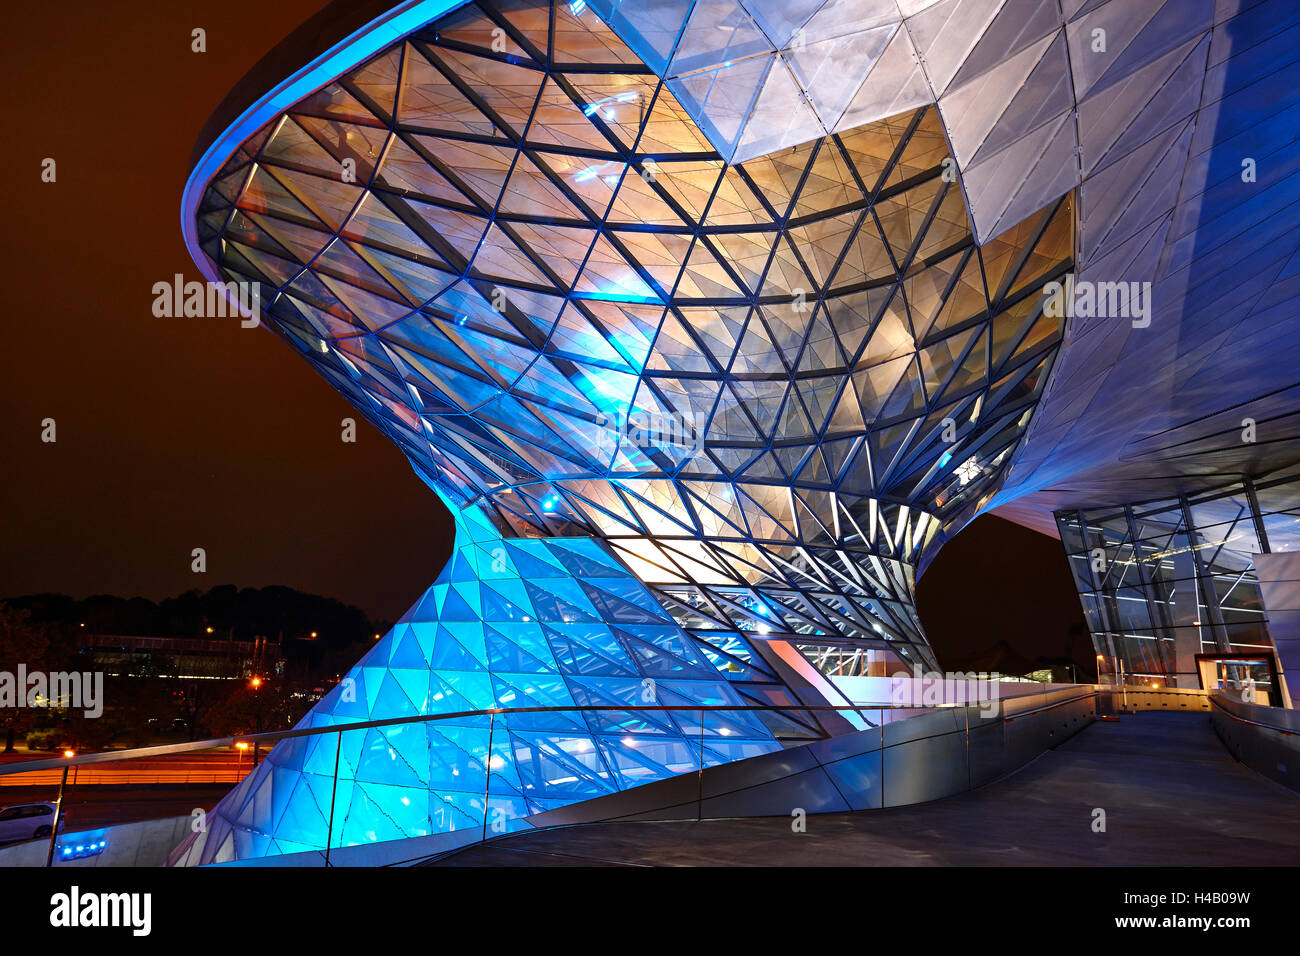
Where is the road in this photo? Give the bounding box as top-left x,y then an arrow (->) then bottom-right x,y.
0,753 -> 246,843
0,753 -> 256,786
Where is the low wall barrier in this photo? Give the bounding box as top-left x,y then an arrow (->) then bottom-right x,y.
0,815 -> 193,868
524,687 -> 1097,831
1209,690 -> 1300,793
1094,684 -> 1209,713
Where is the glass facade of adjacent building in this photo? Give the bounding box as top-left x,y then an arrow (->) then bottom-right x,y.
1056,474 -> 1300,697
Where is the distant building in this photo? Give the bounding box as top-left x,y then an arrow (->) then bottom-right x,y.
77,634 -> 282,681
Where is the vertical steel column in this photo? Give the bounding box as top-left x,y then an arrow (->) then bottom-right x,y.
1243,477 -> 1271,554
1180,494 -> 1231,652
1124,504 -> 1176,680
1076,508 -> 1125,683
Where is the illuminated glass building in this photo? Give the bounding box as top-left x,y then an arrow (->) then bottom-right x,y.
169,0 -> 1300,864
1056,475 -> 1300,703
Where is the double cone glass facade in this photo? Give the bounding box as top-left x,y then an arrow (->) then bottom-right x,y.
174,0 -> 1075,863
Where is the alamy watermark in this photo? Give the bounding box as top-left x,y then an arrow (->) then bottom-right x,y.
50,886 -> 151,936
890,666 -> 1002,718
0,666 -> 104,718
1043,272 -> 1151,328
152,274 -> 261,328
593,409 -> 702,460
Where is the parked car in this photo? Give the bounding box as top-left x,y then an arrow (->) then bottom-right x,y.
0,802 -> 62,842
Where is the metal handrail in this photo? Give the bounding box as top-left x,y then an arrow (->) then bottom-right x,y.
0,703 -> 893,776
5,686 -> 1096,867
1208,691 -> 1299,736
1093,684 -> 1208,694
1000,688 -> 1096,722
0,689 -> 1093,777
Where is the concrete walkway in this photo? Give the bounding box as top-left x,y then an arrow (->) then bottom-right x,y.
429,712 -> 1300,866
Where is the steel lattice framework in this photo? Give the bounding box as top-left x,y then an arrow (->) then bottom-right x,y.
196,0 -> 1071,676
169,501 -> 816,865
156,0 -> 1300,866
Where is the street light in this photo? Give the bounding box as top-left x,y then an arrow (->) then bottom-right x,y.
249,678 -> 264,765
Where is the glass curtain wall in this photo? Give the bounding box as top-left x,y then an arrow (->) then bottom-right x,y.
1056,474 -> 1300,692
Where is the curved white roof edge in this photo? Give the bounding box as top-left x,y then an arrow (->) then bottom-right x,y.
180,0 -> 470,286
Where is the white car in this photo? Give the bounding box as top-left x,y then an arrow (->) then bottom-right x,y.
0,802 -> 61,842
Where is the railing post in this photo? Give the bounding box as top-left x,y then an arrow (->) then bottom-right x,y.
44,763 -> 70,868
482,710 -> 495,844
964,704 -> 971,792
324,729 -> 342,867
880,708 -> 886,809
696,708 -> 704,822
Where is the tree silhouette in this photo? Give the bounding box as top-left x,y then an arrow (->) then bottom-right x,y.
0,604 -> 51,752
